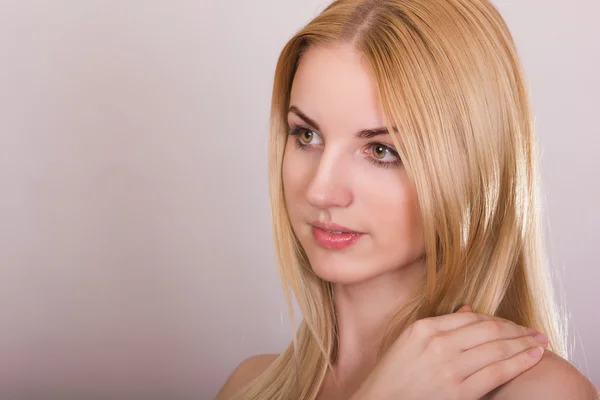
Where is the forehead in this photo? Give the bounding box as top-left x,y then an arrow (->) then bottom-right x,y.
289,43 -> 386,132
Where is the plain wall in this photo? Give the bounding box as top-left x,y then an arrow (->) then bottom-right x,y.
0,0 -> 598,398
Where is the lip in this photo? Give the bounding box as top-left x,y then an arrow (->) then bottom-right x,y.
310,221 -> 364,250
311,220 -> 362,234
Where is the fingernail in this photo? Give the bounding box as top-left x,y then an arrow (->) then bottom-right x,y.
534,333 -> 548,344
528,346 -> 544,357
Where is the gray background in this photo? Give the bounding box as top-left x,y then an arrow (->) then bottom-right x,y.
0,0 -> 597,398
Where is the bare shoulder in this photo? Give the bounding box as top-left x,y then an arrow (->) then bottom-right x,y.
216,353 -> 279,399
490,350 -> 599,400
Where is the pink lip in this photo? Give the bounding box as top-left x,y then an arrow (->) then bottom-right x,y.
311,220 -> 361,234
310,221 -> 364,250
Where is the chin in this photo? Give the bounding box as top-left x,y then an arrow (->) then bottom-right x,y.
302,243 -> 426,286
313,268 -> 376,285
306,251 -> 384,285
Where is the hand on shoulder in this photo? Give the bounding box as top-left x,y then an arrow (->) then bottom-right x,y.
490,350 -> 599,399
216,353 -> 279,400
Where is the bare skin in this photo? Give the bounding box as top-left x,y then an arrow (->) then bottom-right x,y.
219,349 -> 598,400
217,43 -> 599,399
282,42 -> 426,394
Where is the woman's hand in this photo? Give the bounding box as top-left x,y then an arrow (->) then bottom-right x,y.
351,305 -> 549,400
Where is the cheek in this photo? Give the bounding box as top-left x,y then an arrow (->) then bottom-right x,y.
397,189 -> 425,254
367,178 -> 424,248
282,145 -> 308,206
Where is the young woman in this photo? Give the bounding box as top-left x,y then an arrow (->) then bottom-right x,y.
218,0 -> 598,398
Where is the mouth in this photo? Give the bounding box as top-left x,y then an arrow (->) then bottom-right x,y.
310,221 -> 364,250
310,220 -> 362,234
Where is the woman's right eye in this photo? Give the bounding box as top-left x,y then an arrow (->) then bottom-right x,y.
288,125 -> 322,148
299,129 -> 315,144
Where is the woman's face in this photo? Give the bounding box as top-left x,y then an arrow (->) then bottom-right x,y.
282,43 -> 426,284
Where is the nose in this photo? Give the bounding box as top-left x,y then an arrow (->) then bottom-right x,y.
306,150 -> 353,209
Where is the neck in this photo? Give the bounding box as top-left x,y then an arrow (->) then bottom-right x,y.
330,258 -> 426,390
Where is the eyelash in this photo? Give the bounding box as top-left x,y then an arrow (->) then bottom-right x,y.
287,125 -> 402,168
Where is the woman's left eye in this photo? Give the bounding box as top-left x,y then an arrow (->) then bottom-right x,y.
368,143 -> 401,165
371,144 -> 392,160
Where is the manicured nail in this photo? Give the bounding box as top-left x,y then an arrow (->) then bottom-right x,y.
528,346 -> 544,357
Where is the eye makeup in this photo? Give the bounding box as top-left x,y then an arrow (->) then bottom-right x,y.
287,123 -> 402,168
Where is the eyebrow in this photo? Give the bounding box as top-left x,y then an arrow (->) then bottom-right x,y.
288,105 -> 391,139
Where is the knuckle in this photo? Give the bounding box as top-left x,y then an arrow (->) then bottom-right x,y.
485,320 -> 504,335
413,318 -> 434,336
492,341 -> 512,359
522,335 -> 538,349
515,323 -> 531,336
463,312 -> 479,324
517,325 -> 529,336
426,335 -> 446,356
498,316 -> 517,326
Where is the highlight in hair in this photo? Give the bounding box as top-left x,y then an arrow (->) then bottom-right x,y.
232,1 -> 568,398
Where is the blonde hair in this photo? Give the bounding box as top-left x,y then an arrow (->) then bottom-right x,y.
235,0 -> 568,398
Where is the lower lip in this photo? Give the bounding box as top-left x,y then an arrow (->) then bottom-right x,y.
311,226 -> 364,250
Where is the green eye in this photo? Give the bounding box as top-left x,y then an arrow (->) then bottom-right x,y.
371,144 -> 387,159
299,130 -> 313,144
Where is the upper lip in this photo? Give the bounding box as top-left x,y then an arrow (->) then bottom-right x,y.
311,220 -> 361,234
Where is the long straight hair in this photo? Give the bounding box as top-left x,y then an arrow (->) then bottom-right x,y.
235,0 -> 567,398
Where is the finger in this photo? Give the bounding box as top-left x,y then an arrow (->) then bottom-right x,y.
449,319 -> 538,351
457,333 -> 548,379
460,345 -> 546,399
420,312 -> 504,333
452,303 -> 471,312
455,304 -> 472,313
